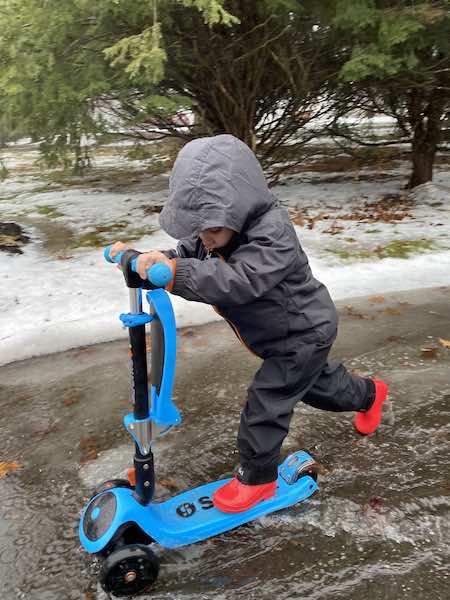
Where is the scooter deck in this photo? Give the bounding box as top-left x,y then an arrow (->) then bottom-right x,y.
81,466 -> 318,552
146,472 -> 318,548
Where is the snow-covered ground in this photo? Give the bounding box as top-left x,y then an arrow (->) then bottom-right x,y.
1,143 -> 449,366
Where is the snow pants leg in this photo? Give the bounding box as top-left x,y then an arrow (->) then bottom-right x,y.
236,339 -> 375,484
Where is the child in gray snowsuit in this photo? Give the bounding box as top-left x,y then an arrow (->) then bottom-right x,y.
111,134 -> 388,513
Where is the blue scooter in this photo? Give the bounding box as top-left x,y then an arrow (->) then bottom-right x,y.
79,247 -> 319,597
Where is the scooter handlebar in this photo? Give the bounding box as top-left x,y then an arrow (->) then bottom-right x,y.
104,245 -> 173,288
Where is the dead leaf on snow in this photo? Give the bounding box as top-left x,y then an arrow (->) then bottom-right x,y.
56,254 -> 74,261
368,295 -> 385,304
291,212 -> 305,227
307,213 -> 328,229
340,196 -> 413,224
438,338 -> 450,349
0,461 -> 21,479
323,223 -> 345,235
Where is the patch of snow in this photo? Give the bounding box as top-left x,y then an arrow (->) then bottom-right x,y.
1,151 -> 449,366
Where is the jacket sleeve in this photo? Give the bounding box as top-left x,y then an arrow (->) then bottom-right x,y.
171,217 -> 302,305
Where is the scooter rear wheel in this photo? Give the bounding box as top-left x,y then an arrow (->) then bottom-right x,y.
99,543 -> 159,597
294,459 -> 319,483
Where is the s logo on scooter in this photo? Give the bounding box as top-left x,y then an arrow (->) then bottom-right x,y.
176,502 -> 196,517
176,496 -> 214,517
198,496 -> 214,510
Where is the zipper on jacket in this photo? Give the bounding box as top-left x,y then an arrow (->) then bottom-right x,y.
211,249 -> 260,358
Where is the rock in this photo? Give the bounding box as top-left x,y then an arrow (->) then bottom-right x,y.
0,222 -> 30,254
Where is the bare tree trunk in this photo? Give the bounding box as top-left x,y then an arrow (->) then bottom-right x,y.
407,124 -> 436,188
407,92 -> 444,189
201,103 -> 256,150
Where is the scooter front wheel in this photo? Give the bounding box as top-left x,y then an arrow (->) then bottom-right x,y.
100,544 -> 159,597
91,478 -> 133,499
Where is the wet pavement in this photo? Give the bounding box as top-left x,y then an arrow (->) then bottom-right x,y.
0,287 -> 449,599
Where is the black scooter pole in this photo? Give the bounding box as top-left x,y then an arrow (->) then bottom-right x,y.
128,316 -> 155,505
120,250 -> 157,505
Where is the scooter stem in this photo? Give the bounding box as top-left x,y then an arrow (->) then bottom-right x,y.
126,288 -> 154,504
103,246 -> 179,505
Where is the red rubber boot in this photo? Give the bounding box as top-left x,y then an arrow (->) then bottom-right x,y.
354,379 -> 389,435
212,478 -> 277,514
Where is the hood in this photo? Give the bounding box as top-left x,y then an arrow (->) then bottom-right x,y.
159,134 -> 276,239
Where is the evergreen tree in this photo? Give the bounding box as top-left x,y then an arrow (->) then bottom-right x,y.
332,0 -> 450,188
0,0 -> 235,167
0,0 -> 343,179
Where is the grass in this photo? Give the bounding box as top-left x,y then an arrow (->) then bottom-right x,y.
327,238 -> 437,261
36,205 -> 64,218
327,247 -> 374,260
271,144 -> 407,175
380,239 -> 435,259
71,224 -> 157,248
1,139 -> 180,191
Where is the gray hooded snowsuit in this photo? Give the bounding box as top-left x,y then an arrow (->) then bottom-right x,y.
159,134 -> 373,484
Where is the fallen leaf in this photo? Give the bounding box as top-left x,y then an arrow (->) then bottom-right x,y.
307,213 -> 328,230
56,254 -> 74,260
79,437 -> 99,464
387,335 -> 402,342
291,213 -> 305,227
0,235 -> 21,246
323,223 -> 345,235
73,346 -> 95,356
438,338 -> 450,349
344,305 -> 374,320
179,329 -> 196,337
0,461 -> 21,479
339,195 -> 413,224
63,388 -> 81,406
159,477 -> 180,493
421,346 -> 438,359
378,307 -> 402,316
368,295 -> 385,304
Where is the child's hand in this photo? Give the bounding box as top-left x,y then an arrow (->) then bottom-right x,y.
109,241 -> 130,259
137,251 -> 172,280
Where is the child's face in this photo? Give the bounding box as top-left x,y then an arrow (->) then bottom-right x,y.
199,227 -> 234,251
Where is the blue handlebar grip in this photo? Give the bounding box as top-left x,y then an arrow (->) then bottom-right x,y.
104,246 -> 125,265
148,263 -> 173,287
104,247 -> 172,287
104,245 -> 114,263
130,257 -> 173,288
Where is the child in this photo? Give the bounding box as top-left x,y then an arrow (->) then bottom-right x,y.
110,134 -> 388,514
